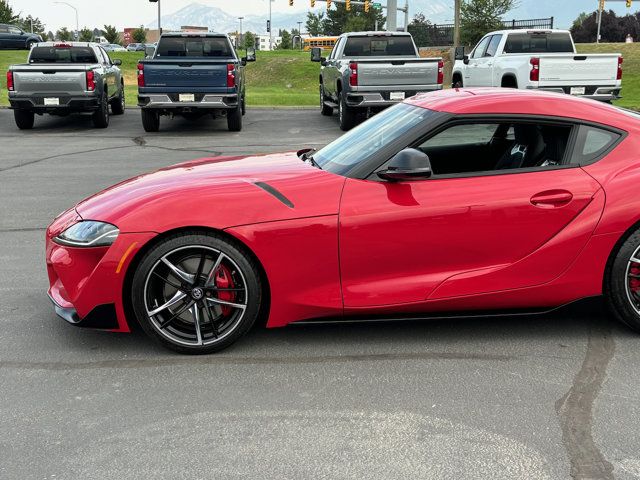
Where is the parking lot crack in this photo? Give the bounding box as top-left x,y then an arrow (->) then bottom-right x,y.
0,145 -> 134,173
555,321 -> 615,479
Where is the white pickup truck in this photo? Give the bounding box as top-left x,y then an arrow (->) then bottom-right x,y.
452,29 -> 622,102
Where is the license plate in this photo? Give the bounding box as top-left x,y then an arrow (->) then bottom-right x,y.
44,97 -> 59,106
570,87 -> 586,96
179,93 -> 195,102
389,92 -> 405,101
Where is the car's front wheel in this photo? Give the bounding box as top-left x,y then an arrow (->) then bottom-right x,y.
14,109 -> 34,130
131,232 -> 263,354
605,228 -> 640,332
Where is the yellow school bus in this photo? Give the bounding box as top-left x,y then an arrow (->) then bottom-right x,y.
303,36 -> 339,51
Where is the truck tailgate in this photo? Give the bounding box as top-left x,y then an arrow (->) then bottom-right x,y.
355,58 -> 440,87
12,65 -> 90,95
538,54 -> 620,86
142,61 -> 228,90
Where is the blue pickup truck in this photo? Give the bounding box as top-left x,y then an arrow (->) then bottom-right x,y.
137,32 -> 255,132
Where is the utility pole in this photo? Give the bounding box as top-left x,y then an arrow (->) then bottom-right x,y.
387,0 -> 398,31
596,0 -> 604,43
297,21 -> 303,49
54,2 -> 78,40
269,0 -> 273,51
238,17 -> 244,48
158,0 -> 162,35
453,0 -> 461,47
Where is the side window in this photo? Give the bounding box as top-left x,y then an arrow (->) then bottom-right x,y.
485,35 -> 502,57
471,36 -> 491,59
570,125 -> 621,165
8,26 -> 21,35
328,38 -> 341,59
415,121 -> 573,176
0,26 -> 9,33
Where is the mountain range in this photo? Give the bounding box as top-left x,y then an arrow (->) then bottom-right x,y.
148,1 -> 638,34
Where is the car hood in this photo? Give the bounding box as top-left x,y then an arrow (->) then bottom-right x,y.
75,151 -> 346,233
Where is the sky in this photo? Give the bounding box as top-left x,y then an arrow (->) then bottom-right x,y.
12,0 -> 320,31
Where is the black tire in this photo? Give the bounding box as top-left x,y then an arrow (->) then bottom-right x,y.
92,92 -> 110,128
110,84 -> 125,115
338,92 -> 356,131
501,76 -> 518,89
241,94 -> 246,116
227,102 -> 242,132
605,228 -> 640,332
141,109 -> 160,132
130,232 -> 263,354
14,109 -> 34,130
320,84 -> 333,116
452,76 -> 463,88
26,40 -> 35,50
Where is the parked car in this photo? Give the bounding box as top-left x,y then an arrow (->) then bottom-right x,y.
45,88 -> 640,354
126,43 -> 144,52
7,42 -> 125,129
137,32 -> 255,132
103,43 -> 126,52
312,31 -> 443,130
452,29 -> 622,102
0,23 -> 42,49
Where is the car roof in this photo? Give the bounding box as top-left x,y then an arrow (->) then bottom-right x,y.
340,31 -> 411,37
487,29 -> 571,36
160,32 -> 226,37
34,41 -> 99,48
406,88 -> 638,131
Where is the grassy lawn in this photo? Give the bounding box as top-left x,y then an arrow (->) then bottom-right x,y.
1,44 -> 638,108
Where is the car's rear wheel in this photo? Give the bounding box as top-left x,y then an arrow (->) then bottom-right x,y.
338,93 -> 356,131
14,109 -> 34,130
92,93 -> 110,128
141,109 -> 160,132
320,84 -> 333,116
605,228 -> 640,332
110,84 -> 125,115
131,233 -> 263,354
227,103 -> 242,132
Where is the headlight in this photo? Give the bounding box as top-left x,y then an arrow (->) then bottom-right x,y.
53,221 -> 119,247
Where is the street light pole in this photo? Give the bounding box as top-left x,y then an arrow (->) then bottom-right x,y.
54,2 -> 78,40
454,0 -> 461,47
297,20 -> 303,49
238,17 -> 244,48
269,0 -> 273,51
158,0 -> 162,35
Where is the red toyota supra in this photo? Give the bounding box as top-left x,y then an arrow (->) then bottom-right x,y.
46,89 -> 640,353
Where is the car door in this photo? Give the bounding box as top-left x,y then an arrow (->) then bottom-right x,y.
464,35 -> 491,87
0,25 -> 9,49
475,34 -> 501,86
323,37 -> 342,99
7,25 -> 23,48
98,47 -> 116,99
338,117 -> 603,308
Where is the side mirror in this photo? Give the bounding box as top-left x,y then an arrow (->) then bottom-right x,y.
112,59 -> 122,66
463,55 -> 470,65
145,46 -> 155,57
311,47 -> 325,63
245,47 -> 256,62
377,148 -> 433,181
454,46 -> 465,61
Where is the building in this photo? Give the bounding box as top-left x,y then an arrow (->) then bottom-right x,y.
122,28 -> 160,45
257,34 -> 282,51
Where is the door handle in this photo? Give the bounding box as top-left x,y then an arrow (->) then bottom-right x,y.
530,190 -> 573,208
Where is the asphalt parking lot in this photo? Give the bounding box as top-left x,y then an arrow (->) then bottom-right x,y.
1,107 -> 640,480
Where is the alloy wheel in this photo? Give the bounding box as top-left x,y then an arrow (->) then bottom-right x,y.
625,245 -> 640,315
143,245 -> 248,347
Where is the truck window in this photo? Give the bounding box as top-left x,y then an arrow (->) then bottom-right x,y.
156,36 -> 233,58
29,46 -> 98,63
342,36 -> 415,57
504,33 -> 574,54
485,35 -> 502,57
471,36 -> 491,59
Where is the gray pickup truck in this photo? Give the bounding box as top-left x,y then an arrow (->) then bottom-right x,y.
7,42 -> 125,129
312,31 -> 443,130
137,33 -> 255,132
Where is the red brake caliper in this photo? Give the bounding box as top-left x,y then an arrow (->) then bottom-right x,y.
215,264 -> 236,316
631,262 -> 640,295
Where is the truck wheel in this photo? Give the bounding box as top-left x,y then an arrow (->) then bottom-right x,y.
227,103 -> 242,132
452,75 -> 463,88
141,109 -> 160,132
241,95 -> 246,116
320,84 -> 333,116
26,40 -> 36,50
92,93 -> 110,128
110,84 -> 125,115
338,93 -> 356,131
14,109 -> 35,130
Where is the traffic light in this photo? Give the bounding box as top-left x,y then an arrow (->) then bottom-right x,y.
364,0 -> 370,12
346,0 -> 351,11
326,0 -> 332,8
289,0 -> 293,5
627,0 -> 632,7
267,20 -> 271,32
598,0 -> 605,10
310,0 -> 315,6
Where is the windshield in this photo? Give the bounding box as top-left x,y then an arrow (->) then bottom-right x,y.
504,33 -> 574,54
314,103 -> 435,175
155,36 -> 233,58
343,35 -> 416,56
29,46 -> 97,63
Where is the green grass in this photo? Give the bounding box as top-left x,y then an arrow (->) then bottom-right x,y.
1,45 -> 638,108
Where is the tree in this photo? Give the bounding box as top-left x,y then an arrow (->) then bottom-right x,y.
306,11 -> 325,36
132,26 -> 147,43
79,27 -> 93,42
461,0 -> 518,46
18,15 -> 46,35
0,0 -> 19,24
570,10 -> 638,43
103,25 -> 121,44
323,4 -> 385,36
279,29 -> 292,49
243,31 -> 256,50
407,13 -> 432,47
56,27 -> 72,41
571,12 -> 589,31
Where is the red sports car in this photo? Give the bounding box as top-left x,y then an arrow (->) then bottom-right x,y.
46,88 -> 640,354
